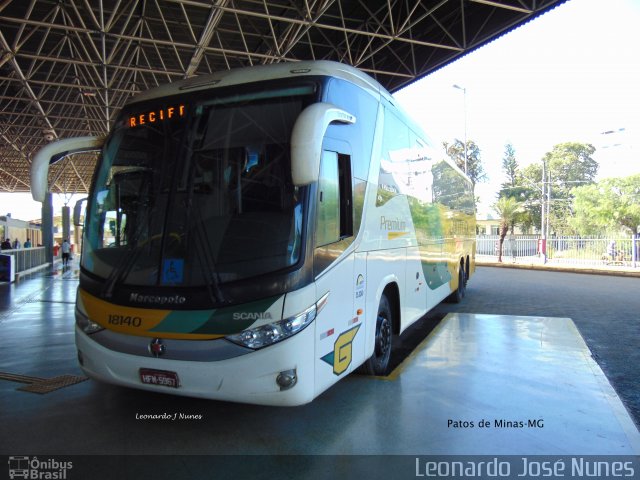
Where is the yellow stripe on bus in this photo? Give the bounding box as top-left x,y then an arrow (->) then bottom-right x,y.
78,289 -> 224,340
387,231 -> 409,240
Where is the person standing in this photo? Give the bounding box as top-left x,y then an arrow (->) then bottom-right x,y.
509,232 -> 517,263
61,239 -> 71,267
607,240 -> 618,263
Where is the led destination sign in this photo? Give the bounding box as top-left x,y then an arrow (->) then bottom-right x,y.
128,104 -> 186,128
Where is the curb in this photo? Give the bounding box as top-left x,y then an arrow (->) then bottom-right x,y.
476,261 -> 640,278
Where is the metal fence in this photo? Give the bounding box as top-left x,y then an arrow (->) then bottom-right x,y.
0,247 -> 50,274
476,235 -> 640,268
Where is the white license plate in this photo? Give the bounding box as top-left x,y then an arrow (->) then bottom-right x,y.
139,368 -> 180,388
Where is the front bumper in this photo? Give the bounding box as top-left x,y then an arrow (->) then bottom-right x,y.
75,324 -> 316,406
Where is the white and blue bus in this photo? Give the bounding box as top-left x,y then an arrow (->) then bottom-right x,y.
32,61 -> 475,406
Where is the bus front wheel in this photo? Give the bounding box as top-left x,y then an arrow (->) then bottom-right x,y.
362,293 -> 393,376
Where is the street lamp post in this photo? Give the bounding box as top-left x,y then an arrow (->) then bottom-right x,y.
546,167 -> 551,249
540,160 -> 547,264
452,84 -> 468,174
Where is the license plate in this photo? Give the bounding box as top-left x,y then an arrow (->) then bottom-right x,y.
139,368 -> 180,388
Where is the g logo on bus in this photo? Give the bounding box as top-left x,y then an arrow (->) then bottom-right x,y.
321,325 -> 361,375
149,338 -> 166,358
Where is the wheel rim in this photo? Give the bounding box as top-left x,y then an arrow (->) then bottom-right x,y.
375,314 -> 392,359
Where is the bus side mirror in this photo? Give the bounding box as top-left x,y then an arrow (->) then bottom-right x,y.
290,103 -> 355,186
73,198 -> 88,227
31,136 -> 104,202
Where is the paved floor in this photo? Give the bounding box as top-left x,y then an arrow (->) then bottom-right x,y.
431,266 -> 640,428
1,263 -> 639,465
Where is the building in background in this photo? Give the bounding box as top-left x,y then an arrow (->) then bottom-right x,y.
0,215 -> 42,247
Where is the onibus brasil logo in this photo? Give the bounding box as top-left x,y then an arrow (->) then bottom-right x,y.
8,456 -> 72,479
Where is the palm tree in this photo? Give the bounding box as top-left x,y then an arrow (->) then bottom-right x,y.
493,196 -> 523,262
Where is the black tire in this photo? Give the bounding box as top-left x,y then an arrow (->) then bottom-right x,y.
464,259 -> 470,286
446,266 -> 466,303
362,293 -> 393,376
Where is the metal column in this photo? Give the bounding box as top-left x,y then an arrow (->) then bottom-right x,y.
41,192 -> 54,264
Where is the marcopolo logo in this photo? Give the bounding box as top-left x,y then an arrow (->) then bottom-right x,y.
129,293 -> 186,305
8,456 -> 72,479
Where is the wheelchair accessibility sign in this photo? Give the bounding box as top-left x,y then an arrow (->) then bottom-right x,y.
162,258 -> 184,285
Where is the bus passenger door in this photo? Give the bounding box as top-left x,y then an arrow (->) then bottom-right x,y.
313,148 -> 363,396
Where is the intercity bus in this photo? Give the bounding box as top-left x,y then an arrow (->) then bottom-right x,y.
32,60 -> 475,406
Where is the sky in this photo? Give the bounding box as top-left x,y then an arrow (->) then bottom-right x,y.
2,0 -> 639,221
394,0 -> 640,217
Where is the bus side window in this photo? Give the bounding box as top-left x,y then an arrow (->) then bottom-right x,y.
338,153 -> 353,238
317,150 -> 353,246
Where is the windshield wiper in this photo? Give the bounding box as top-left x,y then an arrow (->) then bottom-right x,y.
101,215 -> 150,299
189,197 -> 228,305
181,140 -> 228,306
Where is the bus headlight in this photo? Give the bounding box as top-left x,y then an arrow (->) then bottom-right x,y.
226,293 -> 328,350
75,306 -> 105,334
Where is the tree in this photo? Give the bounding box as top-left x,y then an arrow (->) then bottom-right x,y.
518,142 -> 598,235
493,196 -> 522,262
496,143 -> 531,230
501,143 -> 518,188
570,175 -> 640,235
542,142 -> 598,192
442,139 -> 487,189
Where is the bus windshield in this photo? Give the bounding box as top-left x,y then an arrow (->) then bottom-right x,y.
81,85 -> 315,290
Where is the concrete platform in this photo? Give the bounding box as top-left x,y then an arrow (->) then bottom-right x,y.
383,313 -> 640,455
0,265 -> 639,458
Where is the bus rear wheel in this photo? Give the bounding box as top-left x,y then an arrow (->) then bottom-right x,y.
362,294 -> 393,376
446,266 -> 466,303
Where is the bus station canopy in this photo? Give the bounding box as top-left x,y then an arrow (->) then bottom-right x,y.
0,0 -> 565,195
